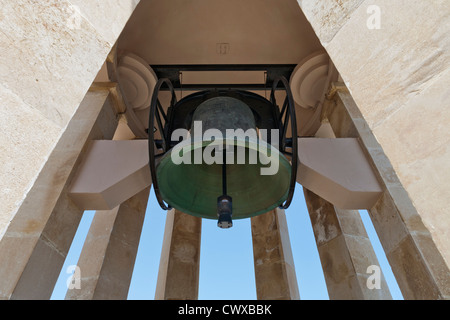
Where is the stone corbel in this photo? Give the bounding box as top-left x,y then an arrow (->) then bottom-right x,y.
68,140 -> 151,210
297,137 -> 383,210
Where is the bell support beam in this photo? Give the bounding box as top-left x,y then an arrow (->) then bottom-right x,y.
324,85 -> 450,300
150,64 -> 297,91
155,209 -> 202,300
65,187 -> 150,300
251,208 -> 300,300
71,137 -> 384,212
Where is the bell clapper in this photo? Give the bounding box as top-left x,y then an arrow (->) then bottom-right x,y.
217,143 -> 233,229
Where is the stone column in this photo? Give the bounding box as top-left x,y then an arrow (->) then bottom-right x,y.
303,188 -> 392,300
0,87 -> 121,300
8,87 -> 120,300
155,210 -> 202,300
324,87 -> 450,300
251,209 -> 300,300
297,0 -> 450,278
65,187 -> 150,300
0,1 -> 141,300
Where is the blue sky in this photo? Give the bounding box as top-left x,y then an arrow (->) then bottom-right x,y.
51,183 -> 403,300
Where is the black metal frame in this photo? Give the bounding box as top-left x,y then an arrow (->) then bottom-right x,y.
148,76 -> 298,212
148,78 -> 176,211
270,77 -> 298,209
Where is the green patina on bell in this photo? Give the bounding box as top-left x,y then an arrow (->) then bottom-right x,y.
156,96 -> 291,222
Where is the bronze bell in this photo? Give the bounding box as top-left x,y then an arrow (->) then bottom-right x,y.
156,96 -> 291,228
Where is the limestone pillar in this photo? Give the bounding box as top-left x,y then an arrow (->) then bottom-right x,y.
0,87 -> 121,299
155,210 -> 202,300
251,209 -> 300,300
0,1 -> 140,300
297,0 -> 450,274
65,187 -> 150,300
8,87 -> 120,300
324,87 -> 450,300
303,188 -> 392,300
